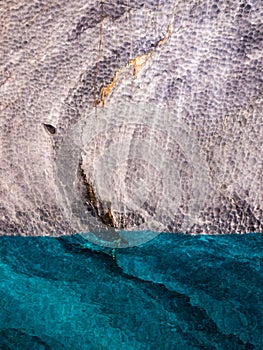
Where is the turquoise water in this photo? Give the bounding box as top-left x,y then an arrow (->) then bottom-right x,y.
0,233 -> 262,349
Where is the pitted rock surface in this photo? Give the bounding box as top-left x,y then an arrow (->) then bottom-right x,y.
0,0 -> 262,239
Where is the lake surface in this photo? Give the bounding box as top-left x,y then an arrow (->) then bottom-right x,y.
0,233 -> 262,349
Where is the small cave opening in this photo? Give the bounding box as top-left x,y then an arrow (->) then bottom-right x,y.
43,123 -> 56,135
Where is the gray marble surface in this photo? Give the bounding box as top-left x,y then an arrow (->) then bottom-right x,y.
0,0 -> 262,237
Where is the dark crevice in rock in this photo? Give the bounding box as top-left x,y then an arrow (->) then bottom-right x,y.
43,123 -> 56,135
77,159 -> 148,230
78,158 -> 117,228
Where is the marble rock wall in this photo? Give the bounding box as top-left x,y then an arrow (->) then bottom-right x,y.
0,0 -> 262,237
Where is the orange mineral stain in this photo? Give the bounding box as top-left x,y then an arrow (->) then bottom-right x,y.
157,23 -> 173,47
128,52 -> 152,78
95,69 -> 120,108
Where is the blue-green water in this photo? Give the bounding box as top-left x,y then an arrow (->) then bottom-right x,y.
0,233 -> 262,349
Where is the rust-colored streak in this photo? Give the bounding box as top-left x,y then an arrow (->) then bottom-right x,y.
128,21 -> 174,79
95,18 -> 175,105
128,52 -> 152,78
157,23 -> 173,47
101,209 -> 116,228
95,69 -> 120,108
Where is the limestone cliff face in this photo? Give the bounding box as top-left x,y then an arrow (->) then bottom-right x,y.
0,0 -> 262,239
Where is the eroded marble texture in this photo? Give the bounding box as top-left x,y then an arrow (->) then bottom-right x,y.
0,0 -> 262,239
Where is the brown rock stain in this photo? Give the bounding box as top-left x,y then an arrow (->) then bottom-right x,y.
95,18 -> 175,105
95,69 -> 120,108
128,52 -> 152,78
79,159 -> 117,228
128,21 -> 174,78
157,22 -> 174,47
